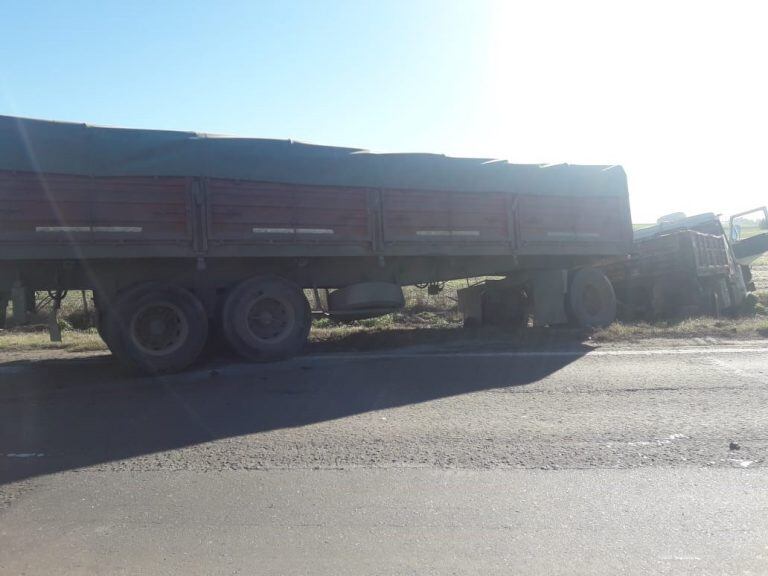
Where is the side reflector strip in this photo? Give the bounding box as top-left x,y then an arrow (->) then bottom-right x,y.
546,232 -> 600,239
416,230 -> 480,237
35,226 -> 143,233
296,228 -> 334,235
92,226 -> 143,233
35,226 -> 91,232
252,227 -> 335,235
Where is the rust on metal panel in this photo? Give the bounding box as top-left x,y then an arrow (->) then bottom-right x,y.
516,195 -> 627,245
0,167 -> 633,261
206,178 -> 373,243
0,171 -> 192,245
380,188 -> 509,243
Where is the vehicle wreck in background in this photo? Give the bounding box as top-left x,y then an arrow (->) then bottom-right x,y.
0,116 -> 632,372
603,209 -> 768,319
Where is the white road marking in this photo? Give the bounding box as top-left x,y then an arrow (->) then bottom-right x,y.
728,458 -> 755,468
627,434 -> 688,447
185,345 -> 768,378
5,453 -> 44,458
708,357 -> 754,379
296,347 -> 768,362
3,344 -> 767,381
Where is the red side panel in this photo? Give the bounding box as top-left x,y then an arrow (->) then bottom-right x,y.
206,179 -> 371,243
516,195 -> 629,246
381,189 -> 510,243
0,172 -> 191,244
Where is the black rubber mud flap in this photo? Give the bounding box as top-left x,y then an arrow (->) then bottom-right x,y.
567,267 -> 617,328
221,276 -> 311,361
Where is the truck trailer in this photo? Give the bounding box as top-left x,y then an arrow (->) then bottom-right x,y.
0,116 -> 633,373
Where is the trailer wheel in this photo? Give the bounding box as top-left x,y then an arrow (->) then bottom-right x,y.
94,293 -> 132,364
567,268 -> 616,328
108,283 -> 208,374
98,308 -> 128,360
221,276 -> 311,361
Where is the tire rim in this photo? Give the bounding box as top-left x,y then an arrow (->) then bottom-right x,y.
129,301 -> 189,356
244,294 -> 295,344
582,284 -> 603,317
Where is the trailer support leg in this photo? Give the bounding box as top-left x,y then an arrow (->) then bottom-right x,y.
10,282 -> 27,326
531,270 -> 568,326
49,296 -> 62,342
0,291 -> 8,329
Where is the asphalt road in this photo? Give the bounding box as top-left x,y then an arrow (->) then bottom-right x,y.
1,341 -> 768,574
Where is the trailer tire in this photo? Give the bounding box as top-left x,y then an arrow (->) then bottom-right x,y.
99,308 -> 130,363
94,293 -> 133,365
107,283 -> 208,374
567,268 -> 616,328
221,276 -> 311,361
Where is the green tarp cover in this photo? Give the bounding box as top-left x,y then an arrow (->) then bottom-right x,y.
0,115 -> 627,197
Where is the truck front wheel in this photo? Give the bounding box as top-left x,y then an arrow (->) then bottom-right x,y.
567,267 -> 617,328
221,276 -> 311,361
106,283 -> 208,374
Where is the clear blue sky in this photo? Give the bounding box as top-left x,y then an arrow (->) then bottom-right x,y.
2,1 -> 767,222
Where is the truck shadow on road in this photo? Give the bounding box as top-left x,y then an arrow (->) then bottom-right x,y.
0,341 -> 590,486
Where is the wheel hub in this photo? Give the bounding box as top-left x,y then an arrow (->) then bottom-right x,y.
149,319 -> 166,336
256,310 -> 274,325
582,284 -> 603,316
130,302 -> 189,356
246,296 -> 294,342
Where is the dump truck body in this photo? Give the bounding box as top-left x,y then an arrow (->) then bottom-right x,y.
603,229 -> 736,318
604,210 -> 768,319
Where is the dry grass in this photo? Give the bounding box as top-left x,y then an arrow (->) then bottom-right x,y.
751,253 -> 768,293
0,328 -> 107,353
3,270 -> 768,356
593,316 -> 768,342
308,305 -> 466,351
